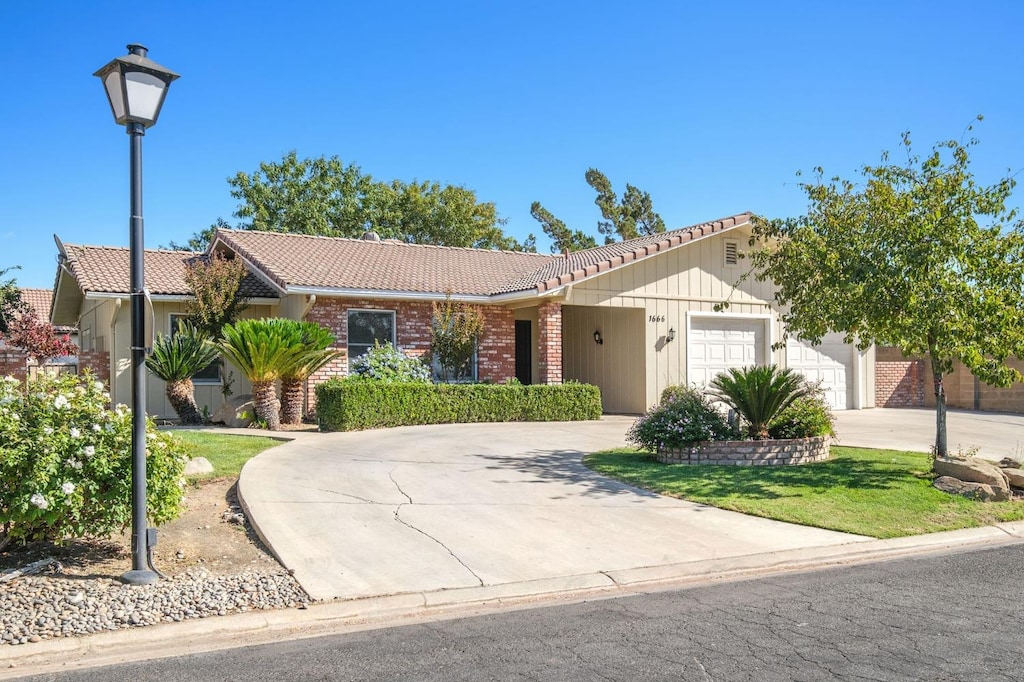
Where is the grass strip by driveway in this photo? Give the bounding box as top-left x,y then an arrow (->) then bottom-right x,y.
171,430 -> 281,478
585,446 -> 1024,538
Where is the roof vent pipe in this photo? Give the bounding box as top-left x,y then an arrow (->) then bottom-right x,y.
361,231 -> 381,242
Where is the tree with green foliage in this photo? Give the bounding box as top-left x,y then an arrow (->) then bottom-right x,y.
531,169 -> 666,251
171,152 -> 535,252
0,267 -> 24,335
430,295 -> 485,382
184,251 -> 251,340
145,321 -> 221,425
742,120 -> 1024,458
529,202 -> 598,253
278,321 -> 344,425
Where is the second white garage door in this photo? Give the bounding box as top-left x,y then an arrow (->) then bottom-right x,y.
688,317 -> 767,388
786,333 -> 854,410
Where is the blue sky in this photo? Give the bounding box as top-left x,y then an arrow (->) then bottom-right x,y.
2,1 -> 1022,288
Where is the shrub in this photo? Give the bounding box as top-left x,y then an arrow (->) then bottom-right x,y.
768,388 -> 836,439
708,365 -> 810,439
349,342 -> 431,383
316,379 -> 601,431
0,373 -> 188,549
628,388 -> 735,452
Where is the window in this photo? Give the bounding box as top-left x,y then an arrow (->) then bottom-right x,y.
724,240 -> 739,267
347,310 -> 395,359
169,314 -> 221,383
431,345 -> 478,383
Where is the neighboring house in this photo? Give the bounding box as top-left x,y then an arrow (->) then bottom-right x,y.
50,212 -> 876,420
0,288 -> 79,381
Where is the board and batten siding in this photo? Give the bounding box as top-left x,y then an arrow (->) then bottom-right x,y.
563,228 -> 789,409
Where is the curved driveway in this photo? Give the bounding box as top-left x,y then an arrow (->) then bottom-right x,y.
239,418 -> 865,601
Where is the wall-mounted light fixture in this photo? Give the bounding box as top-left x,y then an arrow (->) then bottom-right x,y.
593,330 -> 604,345
666,327 -> 676,343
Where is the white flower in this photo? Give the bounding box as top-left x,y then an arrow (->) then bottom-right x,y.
10,413 -> 18,421
82,445 -> 96,458
30,493 -> 48,510
43,426 -> 53,435
93,381 -> 105,392
92,424 -> 102,432
146,432 -> 156,440
61,482 -> 75,495
69,427 -> 81,439
54,395 -> 69,410
66,458 -> 83,470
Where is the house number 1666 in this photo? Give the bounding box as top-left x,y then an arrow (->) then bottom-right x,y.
648,315 -> 665,323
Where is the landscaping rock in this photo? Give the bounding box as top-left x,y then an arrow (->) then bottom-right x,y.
183,457 -> 214,477
211,395 -> 255,428
998,457 -> 1022,469
933,476 -> 1011,502
1002,468 -> 1024,490
933,457 -> 1009,491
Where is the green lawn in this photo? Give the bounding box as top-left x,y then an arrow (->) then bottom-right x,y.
170,430 -> 282,478
585,446 -> 1024,538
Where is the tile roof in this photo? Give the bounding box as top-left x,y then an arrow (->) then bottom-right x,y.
19,288 -> 54,319
58,244 -> 278,299
214,213 -> 750,297
504,212 -> 753,293
214,230 -> 555,297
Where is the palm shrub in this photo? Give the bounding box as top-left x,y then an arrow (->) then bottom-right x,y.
709,365 -> 810,439
627,385 -> 735,452
279,321 -> 344,425
215,319 -> 304,430
145,321 -> 221,425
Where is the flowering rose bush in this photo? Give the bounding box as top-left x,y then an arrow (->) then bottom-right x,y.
627,384 -> 736,452
0,372 -> 188,549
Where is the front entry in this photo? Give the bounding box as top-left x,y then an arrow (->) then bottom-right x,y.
515,320 -> 532,385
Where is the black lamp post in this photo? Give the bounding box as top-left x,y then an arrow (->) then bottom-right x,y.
94,44 -> 179,585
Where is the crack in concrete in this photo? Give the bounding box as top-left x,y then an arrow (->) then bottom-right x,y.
388,469 -> 484,587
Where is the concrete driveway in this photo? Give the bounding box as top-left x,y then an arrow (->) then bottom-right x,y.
833,408 -> 1024,461
239,418 -> 867,601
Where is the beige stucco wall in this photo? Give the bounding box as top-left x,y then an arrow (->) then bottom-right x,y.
562,227 -> 874,410
101,299 -> 275,420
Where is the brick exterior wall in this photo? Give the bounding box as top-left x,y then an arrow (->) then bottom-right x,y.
77,350 -> 111,386
876,346 -> 1024,414
0,348 -> 29,383
875,346 -> 925,408
302,297 -> 517,414
537,301 -> 562,385
657,436 -> 831,466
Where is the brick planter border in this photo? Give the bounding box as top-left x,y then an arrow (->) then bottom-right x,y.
657,436 -> 831,466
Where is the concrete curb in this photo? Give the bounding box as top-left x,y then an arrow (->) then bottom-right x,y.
3,521 -> 1022,679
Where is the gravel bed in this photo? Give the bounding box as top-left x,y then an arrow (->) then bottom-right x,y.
1,569 -> 310,646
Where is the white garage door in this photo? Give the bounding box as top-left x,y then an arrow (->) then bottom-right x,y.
786,333 -> 854,410
689,317 -> 767,388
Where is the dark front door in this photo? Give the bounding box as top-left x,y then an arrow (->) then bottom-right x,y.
515,320 -> 532,385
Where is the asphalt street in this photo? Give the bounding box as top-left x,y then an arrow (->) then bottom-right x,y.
17,542 -> 1024,681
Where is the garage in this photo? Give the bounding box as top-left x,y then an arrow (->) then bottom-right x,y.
688,316 -> 768,389
786,333 -> 854,410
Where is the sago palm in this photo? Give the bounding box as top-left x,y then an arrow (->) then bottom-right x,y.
708,365 -> 810,439
145,322 -> 220,425
215,319 -> 305,431
279,321 -> 343,425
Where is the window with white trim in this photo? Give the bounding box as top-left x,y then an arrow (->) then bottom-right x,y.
347,309 -> 396,359
169,314 -> 221,384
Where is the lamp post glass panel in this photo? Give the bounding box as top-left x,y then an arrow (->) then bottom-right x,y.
94,45 -> 179,585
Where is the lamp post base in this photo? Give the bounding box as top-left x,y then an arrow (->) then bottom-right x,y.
121,569 -> 159,585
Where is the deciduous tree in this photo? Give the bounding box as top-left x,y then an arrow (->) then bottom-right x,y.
741,120 -> 1024,458
184,251 -> 250,340
4,313 -> 77,365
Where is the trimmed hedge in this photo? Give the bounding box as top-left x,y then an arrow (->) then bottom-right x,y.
315,379 -> 603,431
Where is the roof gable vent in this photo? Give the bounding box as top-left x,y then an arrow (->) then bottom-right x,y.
724,240 -> 739,266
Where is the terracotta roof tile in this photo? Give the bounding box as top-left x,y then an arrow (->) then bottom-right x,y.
214,230 -> 555,297
59,244 -> 277,299
19,288 -> 54,319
